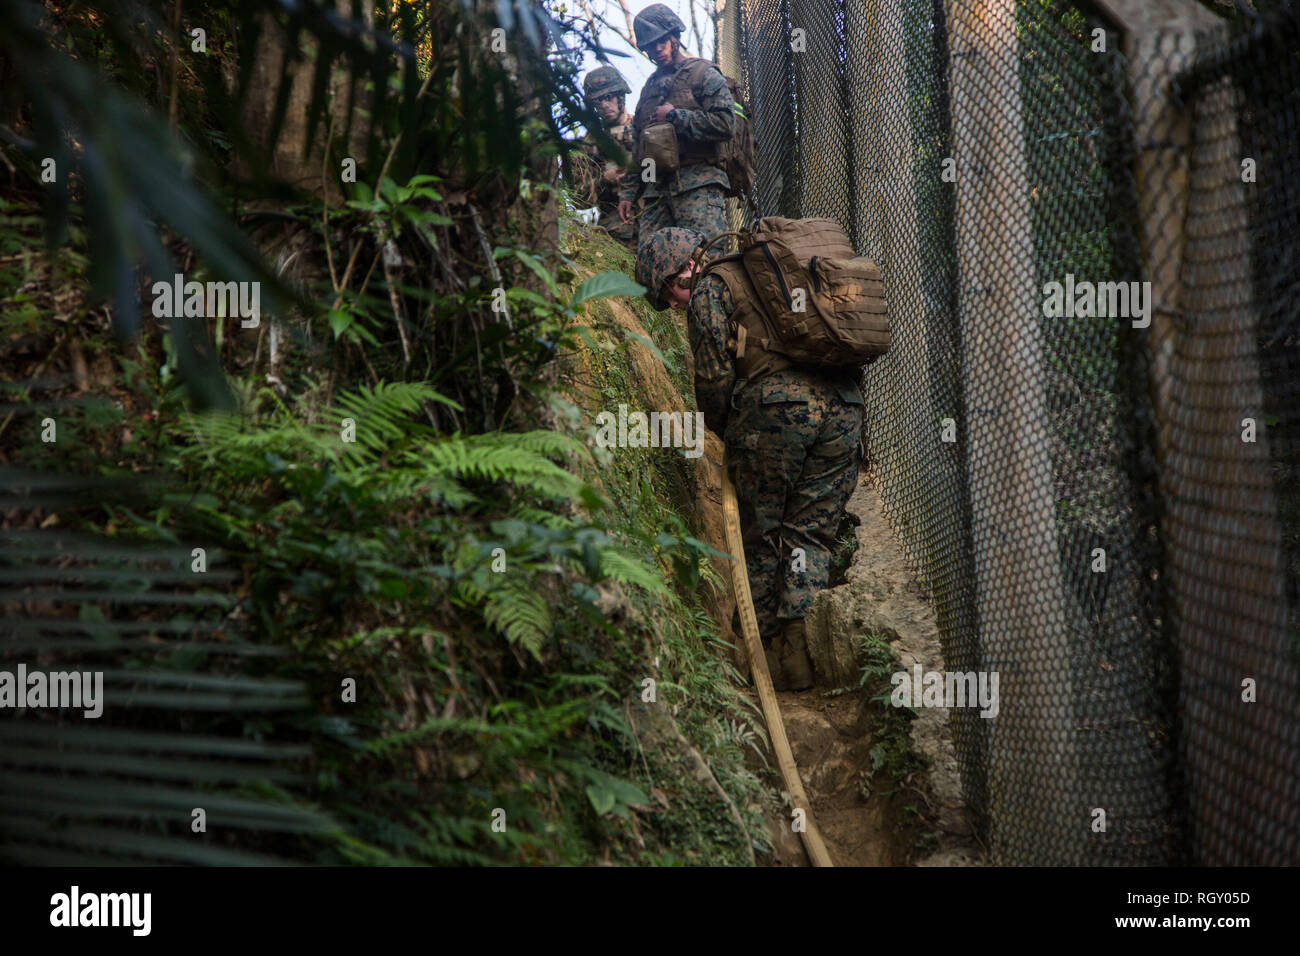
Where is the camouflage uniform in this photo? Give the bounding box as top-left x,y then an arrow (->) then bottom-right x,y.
688,271 -> 865,646
619,62 -> 734,258
580,66 -> 638,250
580,119 -> 637,250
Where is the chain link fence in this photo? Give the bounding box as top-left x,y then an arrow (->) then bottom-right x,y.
719,0 -> 1300,864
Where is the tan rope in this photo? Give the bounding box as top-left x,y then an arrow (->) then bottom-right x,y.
721,451 -> 834,867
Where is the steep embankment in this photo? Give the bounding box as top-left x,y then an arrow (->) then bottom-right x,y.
554,221 -> 773,863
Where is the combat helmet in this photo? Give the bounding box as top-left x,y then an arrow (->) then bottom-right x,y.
583,65 -> 632,102
633,3 -> 686,51
637,227 -> 704,311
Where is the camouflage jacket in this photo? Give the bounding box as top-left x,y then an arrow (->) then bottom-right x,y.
619,59 -> 734,204
687,273 -> 865,436
580,115 -> 636,216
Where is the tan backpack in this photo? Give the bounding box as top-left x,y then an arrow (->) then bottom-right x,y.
691,217 -> 890,379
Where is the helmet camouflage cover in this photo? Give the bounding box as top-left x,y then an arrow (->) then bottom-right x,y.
637,227 -> 704,310
583,65 -> 631,102
633,3 -> 686,51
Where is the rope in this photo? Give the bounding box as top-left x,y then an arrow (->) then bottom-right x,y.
721,450 -> 834,867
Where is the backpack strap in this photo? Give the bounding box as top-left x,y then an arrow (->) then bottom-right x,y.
688,231 -> 748,292
697,258 -> 793,381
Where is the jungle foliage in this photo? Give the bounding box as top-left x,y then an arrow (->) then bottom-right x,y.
0,0 -> 771,865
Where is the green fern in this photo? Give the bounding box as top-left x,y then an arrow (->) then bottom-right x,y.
186,386 -> 591,515
599,547 -> 670,598
483,583 -> 551,659
510,504 -> 576,530
323,382 -> 457,465
418,431 -> 587,503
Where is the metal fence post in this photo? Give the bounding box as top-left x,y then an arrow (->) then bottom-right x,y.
716,0 -> 747,230
1103,0 -> 1298,864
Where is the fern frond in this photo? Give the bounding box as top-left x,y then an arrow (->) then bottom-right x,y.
599,548 -> 669,598
183,410 -> 339,475
483,584 -> 551,659
418,434 -> 584,502
451,580 -> 488,607
510,504 -> 575,530
364,466 -> 477,510
323,382 -> 446,466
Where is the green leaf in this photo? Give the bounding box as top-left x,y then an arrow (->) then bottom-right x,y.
571,271 -> 645,311
378,578 -> 408,600
682,535 -> 729,560
869,743 -> 887,772
328,309 -> 353,339
505,287 -> 550,309
600,548 -> 669,597
586,785 -> 616,816
348,322 -> 380,346
512,249 -> 559,296
582,768 -> 650,819
624,330 -> 673,372
604,776 -> 650,807
411,207 -> 452,225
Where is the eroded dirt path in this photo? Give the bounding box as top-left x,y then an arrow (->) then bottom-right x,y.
761,475 -> 984,867
774,688 -> 912,865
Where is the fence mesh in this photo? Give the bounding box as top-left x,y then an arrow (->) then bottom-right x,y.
720,0 -> 1300,864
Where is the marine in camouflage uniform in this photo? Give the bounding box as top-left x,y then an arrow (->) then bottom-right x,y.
580,66 -> 637,251
638,227 -> 865,690
618,4 -> 734,259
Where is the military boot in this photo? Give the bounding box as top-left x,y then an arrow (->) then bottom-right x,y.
764,634 -> 789,691
780,618 -> 813,690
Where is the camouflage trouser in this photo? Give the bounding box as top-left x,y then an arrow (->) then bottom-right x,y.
636,184 -> 728,259
724,375 -> 864,647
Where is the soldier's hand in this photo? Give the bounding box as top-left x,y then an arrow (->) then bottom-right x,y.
651,102 -> 675,123
618,200 -> 634,224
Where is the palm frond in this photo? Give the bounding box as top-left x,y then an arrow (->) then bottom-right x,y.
0,468 -> 336,865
